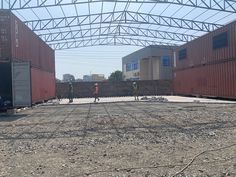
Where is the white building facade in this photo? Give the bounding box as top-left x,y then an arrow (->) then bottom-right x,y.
122,45 -> 174,81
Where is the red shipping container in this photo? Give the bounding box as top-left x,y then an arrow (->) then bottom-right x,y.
173,60 -> 236,99
174,21 -> 236,70
31,68 -> 56,104
0,10 -> 55,73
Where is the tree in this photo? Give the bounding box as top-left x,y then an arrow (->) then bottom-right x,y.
108,70 -> 123,82
62,74 -> 75,82
56,78 -> 62,83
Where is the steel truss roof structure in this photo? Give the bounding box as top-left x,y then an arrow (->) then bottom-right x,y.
1,0 -> 236,50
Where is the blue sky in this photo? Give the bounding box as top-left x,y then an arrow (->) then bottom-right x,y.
55,45 -> 142,79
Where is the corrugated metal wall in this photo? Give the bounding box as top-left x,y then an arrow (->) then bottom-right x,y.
0,10 -> 11,61
56,80 -> 172,98
0,10 -> 55,74
31,68 -> 56,103
175,21 -> 236,70
173,21 -> 236,99
173,60 -> 236,99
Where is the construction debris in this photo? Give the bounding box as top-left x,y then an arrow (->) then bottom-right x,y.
141,96 -> 169,102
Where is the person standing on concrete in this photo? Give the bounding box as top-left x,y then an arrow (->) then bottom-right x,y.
68,81 -> 74,103
132,82 -> 139,101
93,83 -> 100,103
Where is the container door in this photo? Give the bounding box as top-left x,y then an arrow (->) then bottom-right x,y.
0,62 -> 12,108
12,62 -> 31,107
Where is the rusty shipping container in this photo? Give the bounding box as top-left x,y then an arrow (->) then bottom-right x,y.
173,60 -> 236,99
31,68 -> 56,103
0,61 -> 56,108
174,21 -> 236,70
0,10 -> 56,107
0,9 -> 55,73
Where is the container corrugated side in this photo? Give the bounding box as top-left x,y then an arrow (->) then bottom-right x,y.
0,10 -> 11,61
10,12 -> 40,68
173,60 -> 236,99
0,10 -> 55,73
31,68 -> 56,103
175,21 -> 236,70
39,40 -> 55,73
202,21 -> 236,64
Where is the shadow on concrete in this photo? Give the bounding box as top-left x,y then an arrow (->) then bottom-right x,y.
0,114 -> 28,122
0,119 -> 235,141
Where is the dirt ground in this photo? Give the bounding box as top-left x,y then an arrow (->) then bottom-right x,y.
0,101 -> 235,177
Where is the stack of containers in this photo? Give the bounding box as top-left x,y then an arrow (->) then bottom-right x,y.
173,21 -> 236,99
0,10 -> 55,105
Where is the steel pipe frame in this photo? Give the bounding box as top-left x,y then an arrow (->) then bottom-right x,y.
49,36 -> 178,50
25,11 -> 223,32
1,0 -> 236,13
39,25 -> 197,43
1,0 -> 234,49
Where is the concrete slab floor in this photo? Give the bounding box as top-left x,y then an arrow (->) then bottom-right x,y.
47,96 -> 236,105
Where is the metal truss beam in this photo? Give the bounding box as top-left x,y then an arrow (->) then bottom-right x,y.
25,11 -> 223,32
1,0 -> 236,13
39,25 -> 197,43
49,36 -> 177,50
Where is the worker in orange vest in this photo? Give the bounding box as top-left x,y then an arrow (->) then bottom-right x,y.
93,83 -> 100,103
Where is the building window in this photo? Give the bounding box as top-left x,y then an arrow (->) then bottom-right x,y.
126,62 -> 138,71
162,56 -> 171,66
126,63 -> 132,71
213,32 -> 228,50
178,48 -> 187,60
132,62 -> 138,70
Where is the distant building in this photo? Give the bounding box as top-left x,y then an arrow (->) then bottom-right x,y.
75,78 -> 83,82
122,45 -> 175,81
83,75 -> 92,82
91,74 -> 105,81
63,74 -> 75,82
83,74 -> 106,82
